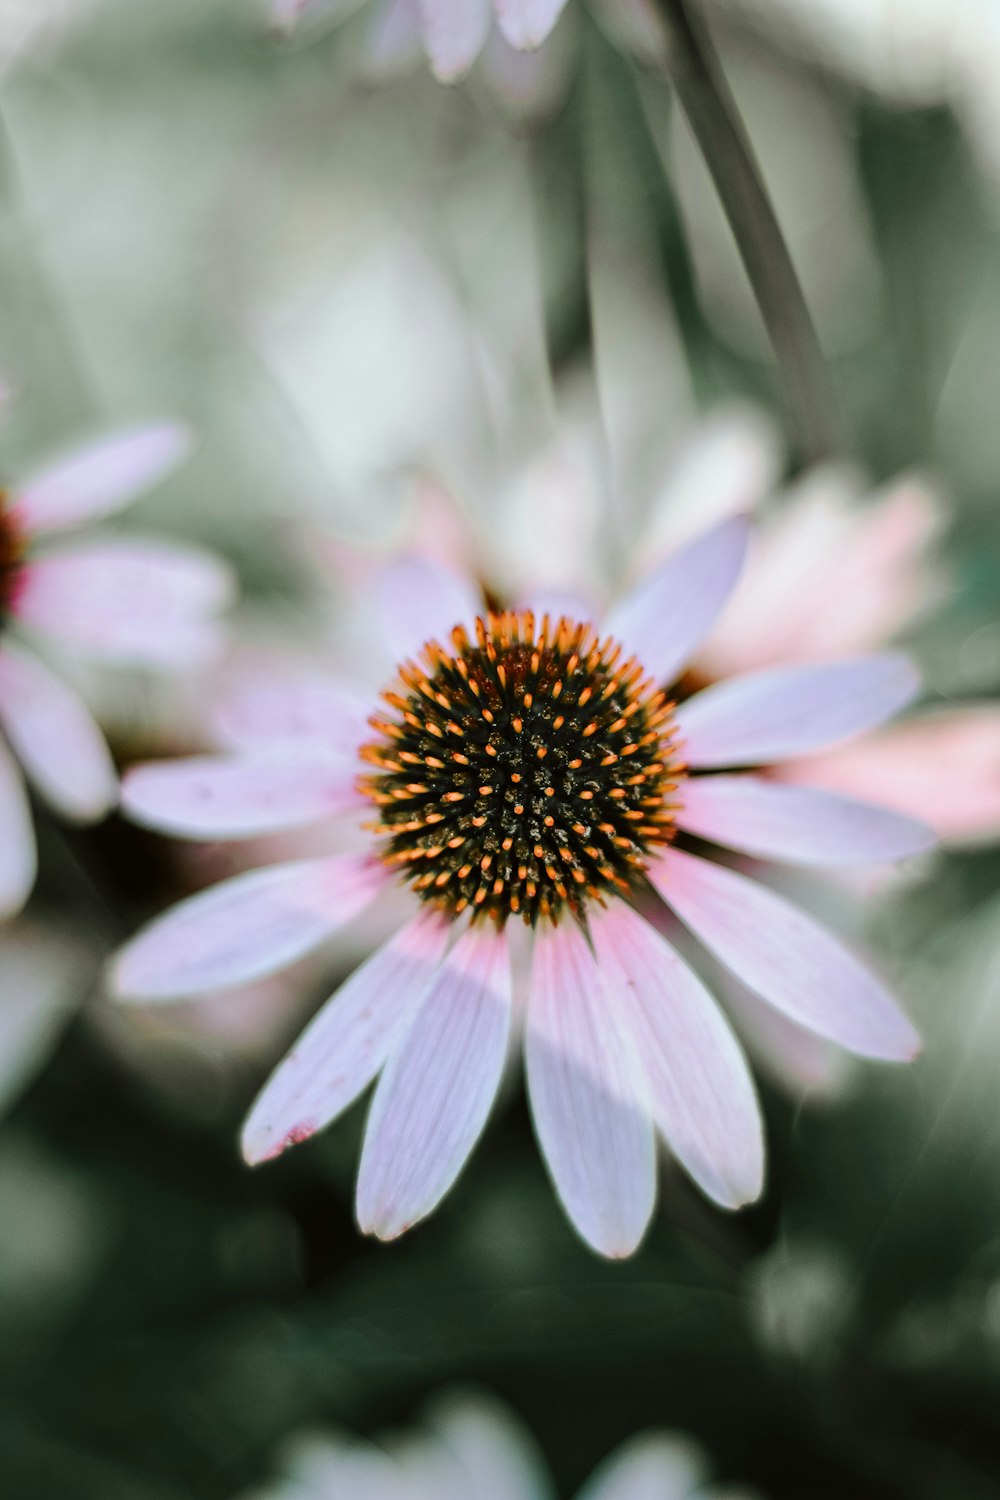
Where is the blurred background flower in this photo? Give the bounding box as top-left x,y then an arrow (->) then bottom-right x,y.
235,1390 -> 758,1499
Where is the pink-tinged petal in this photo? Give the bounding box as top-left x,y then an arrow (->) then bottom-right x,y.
121,755 -> 362,840
0,740 -> 37,918
111,854 -> 386,1002
416,0 -> 490,80
374,553 -> 482,662
676,654 -> 919,769
363,0 -> 424,76
777,705 -> 1000,848
13,423 -> 192,536
0,927 -> 91,1117
15,540 -> 234,666
479,22 -> 572,117
357,926 -> 511,1239
718,975 -> 850,1103
526,921 -> 655,1257
699,472 -> 944,677
651,849 -> 920,1061
591,904 -> 763,1211
0,643 -> 116,821
676,775 -> 936,866
576,1432 -> 707,1500
215,673 -> 373,757
641,405 -> 782,558
603,517 -> 749,689
242,912 -> 450,1165
493,0 -> 567,49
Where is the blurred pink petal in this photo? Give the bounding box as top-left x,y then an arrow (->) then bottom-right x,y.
13,424 -> 192,536
576,1432 -> 708,1500
603,516 -> 749,688
121,754 -> 363,840
416,0 -> 491,80
242,911 -> 449,1164
699,472 -> 943,677
718,974 -> 851,1104
493,0 -> 567,50
16,539 -> 234,666
776,705 -> 1000,849
479,23 -> 572,116
214,673 -> 373,757
639,404 -> 782,557
526,920 -> 655,1258
373,553 -> 482,662
357,926 -> 511,1239
676,774 -> 936,866
592,903 -> 764,1211
676,654 -> 919,769
0,739 -> 36,918
362,0 -> 424,76
112,854 -> 387,1001
0,642 -> 116,820
651,849 -> 920,1061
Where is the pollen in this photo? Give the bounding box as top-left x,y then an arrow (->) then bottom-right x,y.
359,611 -> 685,927
0,491 -> 26,622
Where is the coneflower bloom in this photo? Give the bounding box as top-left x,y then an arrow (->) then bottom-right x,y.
113,516 -> 931,1257
237,1390 -> 758,1499
0,424 -> 234,919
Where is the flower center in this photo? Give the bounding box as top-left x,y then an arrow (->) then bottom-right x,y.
360,611 -> 684,927
0,491 -> 25,624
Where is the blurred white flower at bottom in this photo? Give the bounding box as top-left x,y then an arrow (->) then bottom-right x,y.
236,1392 -> 761,1500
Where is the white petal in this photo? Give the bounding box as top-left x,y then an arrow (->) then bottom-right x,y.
0,739 -> 37,918
363,0 -> 425,76
242,912 -> 450,1164
111,854 -> 386,1002
121,755 -> 362,840
15,540 -> 234,666
651,849 -> 920,1061
603,517 -> 749,688
0,643 -> 116,820
718,975 -> 850,1103
641,404 -> 781,556
0,927 -> 89,1118
526,921 -> 655,1257
676,775 -> 936,866
428,1396 -> 555,1500
357,926 -> 511,1239
676,654 -> 920,769
215,673 -> 373,757
373,554 -> 481,662
493,0 -> 567,49
576,1432 -> 708,1500
591,904 -> 763,1211
14,423 -> 192,535
418,0 -> 491,78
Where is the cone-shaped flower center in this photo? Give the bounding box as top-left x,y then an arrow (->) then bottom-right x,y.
360,610 -> 684,926
0,492 -> 25,624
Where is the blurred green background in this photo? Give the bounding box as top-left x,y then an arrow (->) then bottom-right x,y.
4,1 -> 1000,1496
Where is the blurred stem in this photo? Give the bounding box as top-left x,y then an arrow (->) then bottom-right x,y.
652,0 -> 843,465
